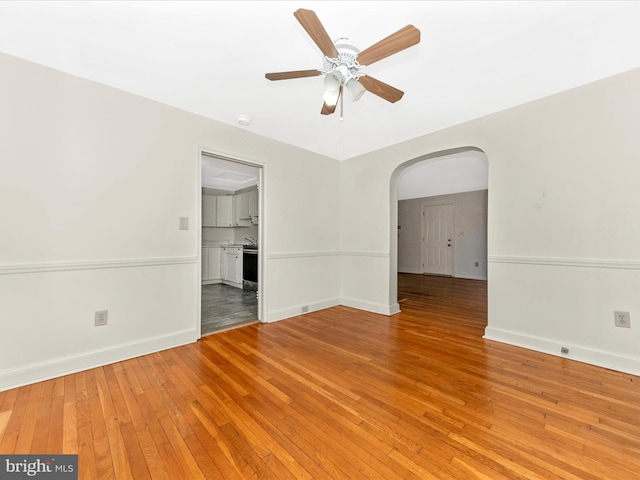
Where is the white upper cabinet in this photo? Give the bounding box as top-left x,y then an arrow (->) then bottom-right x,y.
233,193 -> 251,227
202,195 -> 217,227
202,189 -> 257,228
249,189 -> 258,223
216,195 -> 233,227
240,192 -> 251,219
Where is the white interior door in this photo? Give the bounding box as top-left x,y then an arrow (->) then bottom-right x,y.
422,203 -> 454,275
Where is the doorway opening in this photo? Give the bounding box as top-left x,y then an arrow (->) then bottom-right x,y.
200,152 -> 263,335
392,147 -> 488,307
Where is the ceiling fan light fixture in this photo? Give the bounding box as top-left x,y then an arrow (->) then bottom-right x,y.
322,86 -> 340,107
323,69 -> 343,107
324,70 -> 343,93
346,78 -> 366,102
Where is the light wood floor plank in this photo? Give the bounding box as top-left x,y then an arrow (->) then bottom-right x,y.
0,410 -> 12,443
14,382 -> 45,452
134,422 -> 170,480
62,399 -> 77,454
95,367 -> 134,480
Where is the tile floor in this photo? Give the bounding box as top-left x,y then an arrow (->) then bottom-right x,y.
201,283 -> 258,335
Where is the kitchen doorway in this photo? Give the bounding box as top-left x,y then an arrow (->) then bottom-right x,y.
200,152 -> 262,335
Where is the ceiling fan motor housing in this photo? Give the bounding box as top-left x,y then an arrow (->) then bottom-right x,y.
323,38 -> 363,85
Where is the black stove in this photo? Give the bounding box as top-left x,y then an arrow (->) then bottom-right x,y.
242,245 -> 258,291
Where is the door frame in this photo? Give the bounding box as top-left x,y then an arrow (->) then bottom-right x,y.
197,148 -> 266,337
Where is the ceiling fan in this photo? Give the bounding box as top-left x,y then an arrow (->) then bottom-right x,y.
265,9 -> 421,117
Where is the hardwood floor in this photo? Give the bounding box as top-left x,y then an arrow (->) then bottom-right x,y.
1,274 -> 639,479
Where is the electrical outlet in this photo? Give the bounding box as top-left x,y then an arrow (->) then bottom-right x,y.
95,310 -> 108,326
614,311 -> 631,328
179,217 -> 189,230
560,346 -> 569,354
474,262 -> 479,267
301,305 -> 309,313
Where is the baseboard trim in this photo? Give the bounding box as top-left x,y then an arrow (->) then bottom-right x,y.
0,329 -> 199,392
341,297 -> 400,316
398,268 -> 422,274
454,272 -> 488,281
484,326 -> 640,376
398,270 -> 487,280
264,296 -> 401,322
265,298 -> 341,323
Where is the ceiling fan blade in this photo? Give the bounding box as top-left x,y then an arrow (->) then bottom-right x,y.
265,69 -> 322,81
321,101 -> 337,115
294,9 -> 339,58
357,25 -> 420,66
359,75 -> 404,103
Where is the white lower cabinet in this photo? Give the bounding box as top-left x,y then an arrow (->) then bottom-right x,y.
222,247 -> 243,288
201,247 -> 221,284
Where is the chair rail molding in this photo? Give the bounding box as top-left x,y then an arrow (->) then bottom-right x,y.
489,255 -> 640,270
0,256 -> 197,276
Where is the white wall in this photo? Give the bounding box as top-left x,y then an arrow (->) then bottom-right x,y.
3,50 -> 640,390
340,67 -> 640,376
340,154 -> 397,315
0,52 -> 340,390
264,153 -> 342,320
398,190 -> 488,280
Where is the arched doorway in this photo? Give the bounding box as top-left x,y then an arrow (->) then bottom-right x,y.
389,147 -> 488,307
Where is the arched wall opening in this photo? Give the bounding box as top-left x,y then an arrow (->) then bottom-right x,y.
389,146 -> 488,307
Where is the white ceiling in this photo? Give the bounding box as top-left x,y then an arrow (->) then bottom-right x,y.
398,150 -> 488,200
202,155 -> 259,192
1,1 -> 640,163
1,1 -> 640,196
